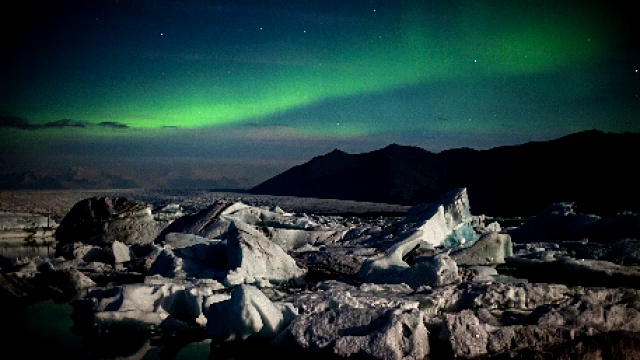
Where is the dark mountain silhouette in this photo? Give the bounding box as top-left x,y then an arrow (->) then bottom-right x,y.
249,130 -> 640,217
0,171 -> 64,190
61,166 -> 138,189
0,167 -> 138,190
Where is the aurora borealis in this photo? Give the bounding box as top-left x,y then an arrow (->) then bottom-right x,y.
1,0 -> 638,188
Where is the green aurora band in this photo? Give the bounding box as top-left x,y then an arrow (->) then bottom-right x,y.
4,1 -> 619,137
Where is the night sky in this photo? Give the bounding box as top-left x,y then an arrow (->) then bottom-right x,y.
1,0 -> 638,188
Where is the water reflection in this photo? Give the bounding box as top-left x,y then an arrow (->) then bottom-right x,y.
6,299 -> 213,359
0,239 -> 55,259
0,241 -> 213,359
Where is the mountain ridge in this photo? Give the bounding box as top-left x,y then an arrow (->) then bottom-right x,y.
249,130 -> 640,217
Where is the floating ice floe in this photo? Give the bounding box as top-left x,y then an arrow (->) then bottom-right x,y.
207,284 -> 297,341
157,200 -> 350,251
150,221 -> 307,287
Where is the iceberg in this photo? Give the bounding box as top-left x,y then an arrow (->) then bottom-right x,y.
206,284 -> 297,341
358,188 -> 477,288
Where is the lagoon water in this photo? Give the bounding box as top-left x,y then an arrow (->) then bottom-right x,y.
6,299 -> 212,359
0,242 -> 55,259
2,242 -> 212,360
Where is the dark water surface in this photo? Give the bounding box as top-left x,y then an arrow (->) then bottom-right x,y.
4,299 -> 317,360
0,242 -> 55,259
0,238 -> 242,360
5,299 -> 212,359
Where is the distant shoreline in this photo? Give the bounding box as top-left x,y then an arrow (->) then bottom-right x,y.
0,189 -> 411,221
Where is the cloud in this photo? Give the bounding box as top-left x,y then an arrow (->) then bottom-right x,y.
98,121 -> 129,129
238,121 -> 289,128
0,113 -> 89,130
42,119 -> 89,128
0,113 -> 34,129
